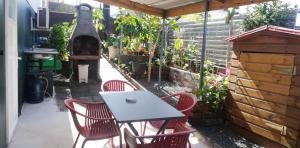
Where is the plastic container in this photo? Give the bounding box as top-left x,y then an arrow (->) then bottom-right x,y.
25,74 -> 45,104
78,64 -> 89,83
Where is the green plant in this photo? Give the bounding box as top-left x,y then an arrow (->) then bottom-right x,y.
173,38 -> 184,67
114,12 -> 179,82
48,24 -> 69,61
93,9 -> 104,31
103,34 -> 119,48
192,61 -> 229,112
242,1 -> 295,31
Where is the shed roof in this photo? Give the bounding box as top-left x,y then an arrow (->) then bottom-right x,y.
95,0 -> 271,18
226,25 -> 300,42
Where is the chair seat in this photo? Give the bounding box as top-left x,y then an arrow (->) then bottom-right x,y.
149,120 -> 178,130
81,120 -> 120,140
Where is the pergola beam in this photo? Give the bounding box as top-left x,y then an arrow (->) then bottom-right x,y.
95,0 -> 164,17
165,0 -> 271,17
215,0 -> 226,3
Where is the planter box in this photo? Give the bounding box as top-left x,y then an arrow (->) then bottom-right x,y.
108,46 -> 119,60
189,101 -> 224,126
119,55 -> 133,64
151,66 -> 170,80
131,62 -> 147,78
168,66 -> 199,89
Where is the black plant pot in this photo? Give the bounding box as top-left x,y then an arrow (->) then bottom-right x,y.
131,62 -> 147,78
61,61 -> 70,78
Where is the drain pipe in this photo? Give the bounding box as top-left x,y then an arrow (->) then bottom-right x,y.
159,19 -> 166,85
199,0 -> 209,91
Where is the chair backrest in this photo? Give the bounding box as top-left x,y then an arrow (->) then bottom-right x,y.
64,99 -> 83,134
102,80 -> 137,92
162,93 -> 197,126
124,124 -> 196,148
64,99 -> 113,135
176,93 -> 197,120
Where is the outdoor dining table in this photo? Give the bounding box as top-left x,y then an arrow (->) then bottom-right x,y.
99,90 -> 185,143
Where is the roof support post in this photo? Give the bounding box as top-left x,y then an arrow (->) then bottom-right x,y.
118,26 -> 123,65
159,19 -> 166,85
199,0 -> 209,91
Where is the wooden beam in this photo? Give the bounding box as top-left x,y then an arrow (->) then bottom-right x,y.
165,0 -> 272,17
216,0 -> 226,3
95,0 -> 164,17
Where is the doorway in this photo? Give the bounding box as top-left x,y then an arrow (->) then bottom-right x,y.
0,0 -> 6,147
5,0 -> 19,143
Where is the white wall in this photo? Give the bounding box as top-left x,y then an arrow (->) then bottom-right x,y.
5,0 -> 19,143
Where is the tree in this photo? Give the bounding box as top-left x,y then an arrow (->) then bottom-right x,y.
242,1 -> 295,31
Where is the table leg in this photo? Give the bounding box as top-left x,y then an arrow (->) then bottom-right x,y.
151,120 -> 169,142
127,122 -> 144,144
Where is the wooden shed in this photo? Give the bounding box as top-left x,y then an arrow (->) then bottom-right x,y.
226,25 -> 300,148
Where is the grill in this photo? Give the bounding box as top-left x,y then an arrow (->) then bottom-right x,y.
69,4 -> 102,83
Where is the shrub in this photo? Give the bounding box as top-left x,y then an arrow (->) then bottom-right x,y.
242,1 -> 295,31
48,23 -> 71,61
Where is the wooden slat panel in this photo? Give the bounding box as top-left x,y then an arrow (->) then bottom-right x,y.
231,59 -> 239,68
294,55 -> 300,65
290,86 -> 300,97
239,62 -> 295,75
229,123 -> 290,148
230,91 -> 300,119
235,85 -> 300,109
240,53 -> 294,65
228,82 -> 236,91
231,52 -> 238,59
236,78 -> 290,95
292,76 -> 300,86
229,92 -> 287,115
238,70 -> 292,86
228,101 -> 299,130
240,36 -> 289,44
233,43 -> 300,54
228,115 -> 296,147
234,85 -> 290,105
229,75 -> 237,83
228,108 -> 298,140
230,67 -> 238,75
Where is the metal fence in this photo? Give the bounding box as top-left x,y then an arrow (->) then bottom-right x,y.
168,11 -> 298,67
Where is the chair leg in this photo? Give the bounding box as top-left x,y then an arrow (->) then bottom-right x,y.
140,122 -> 143,135
111,138 -> 115,148
81,139 -> 87,148
142,121 -> 147,136
73,133 -> 80,148
188,140 -> 191,148
119,133 -> 123,148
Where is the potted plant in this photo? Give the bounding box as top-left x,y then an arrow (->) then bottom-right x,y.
48,23 -> 69,77
104,34 -> 119,60
190,61 -> 229,126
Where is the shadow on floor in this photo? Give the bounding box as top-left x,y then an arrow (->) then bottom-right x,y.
195,124 -> 262,148
54,82 -> 103,111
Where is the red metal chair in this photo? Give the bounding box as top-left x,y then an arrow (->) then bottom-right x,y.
102,80 -> 138,92
125,123 -> 196,148
64,99 -> 122,148
142,93 -> 197,147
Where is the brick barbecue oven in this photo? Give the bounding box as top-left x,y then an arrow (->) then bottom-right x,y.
69,4 -> 102,83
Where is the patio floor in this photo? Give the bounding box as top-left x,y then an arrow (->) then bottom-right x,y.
8,58 -> 212,148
